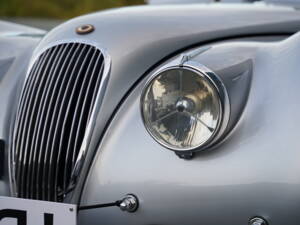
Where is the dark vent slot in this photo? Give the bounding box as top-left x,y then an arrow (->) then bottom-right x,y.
12,43 -> 105,202
0,140 -> 4,178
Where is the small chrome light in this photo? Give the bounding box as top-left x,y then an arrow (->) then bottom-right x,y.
249,217 -> 268,225
141,62 -> 229,154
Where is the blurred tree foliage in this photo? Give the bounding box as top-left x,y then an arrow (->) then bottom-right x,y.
0,0 -> 145,19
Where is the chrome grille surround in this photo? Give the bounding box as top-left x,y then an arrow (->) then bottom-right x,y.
10,40 -> 111,202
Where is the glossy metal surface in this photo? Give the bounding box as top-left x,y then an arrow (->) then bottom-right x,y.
141,65 -> 227,152
182,61 -> 231,150
0,2 -> 298,224
0,20 -> 45,37
0,25 -> 41,198
0,4 -> 290,200
119,194 -> 139,213
249,217 -> 268,225
80,34 -> 300,225
27,4 -> 300,204
10,40 -> 111,201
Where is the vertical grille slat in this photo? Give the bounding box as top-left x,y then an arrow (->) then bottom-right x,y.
43,44 -> 86,201
16,50 -> 53,197
72,54 -> 104,168
12,42 -> 106,202
28,44 -> 70,199
27,45 -> 65,199
13,59 -> 41,169
59,48 -> 98,194
48,45 -> 93,201
86,55 -> 105,127
32,43 -> 76,200
14,52 -> 47,173
38,44 -> 82,200
22,46 -> 61,199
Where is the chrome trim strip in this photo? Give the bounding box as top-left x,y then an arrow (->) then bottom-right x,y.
9,38 -> 111,199
68,45 -> 111,191
34,43 -> 75,199
183,61 -> 230,147
26,45 -> 65,199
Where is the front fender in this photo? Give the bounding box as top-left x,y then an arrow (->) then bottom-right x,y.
79,34 -> 300,225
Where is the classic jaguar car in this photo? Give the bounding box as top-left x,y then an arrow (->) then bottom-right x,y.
1,0 -> 300,224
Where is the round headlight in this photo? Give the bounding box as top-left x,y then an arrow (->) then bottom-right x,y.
141,64 -> 229,153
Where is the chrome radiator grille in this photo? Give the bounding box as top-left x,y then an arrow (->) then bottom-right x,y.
12,42 -> 105,202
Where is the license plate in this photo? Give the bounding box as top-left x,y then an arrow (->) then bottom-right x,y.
0,196 -> 77,225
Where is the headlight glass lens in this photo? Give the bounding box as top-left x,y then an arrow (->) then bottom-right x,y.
141,67 -> 221,151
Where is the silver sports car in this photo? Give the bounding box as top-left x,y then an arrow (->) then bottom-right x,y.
0,0 -> 300,225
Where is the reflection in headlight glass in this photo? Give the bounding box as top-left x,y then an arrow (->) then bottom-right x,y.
142,68 -> 220,150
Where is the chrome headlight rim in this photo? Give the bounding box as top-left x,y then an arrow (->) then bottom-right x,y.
140,60 -> 230,153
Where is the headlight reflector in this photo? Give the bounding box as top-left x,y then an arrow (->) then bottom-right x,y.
141,66 -> 226,152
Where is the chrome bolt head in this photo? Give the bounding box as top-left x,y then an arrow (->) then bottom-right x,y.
119,194 -> 139,213
249,217 -> 268,225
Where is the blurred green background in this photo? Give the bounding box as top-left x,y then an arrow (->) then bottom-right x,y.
0,0 -> 145,19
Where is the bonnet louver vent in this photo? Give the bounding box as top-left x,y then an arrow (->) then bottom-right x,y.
12,42 -> 105,202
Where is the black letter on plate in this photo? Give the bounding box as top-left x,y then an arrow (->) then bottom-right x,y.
0,209 -> 27,225
44,213 -> 53,225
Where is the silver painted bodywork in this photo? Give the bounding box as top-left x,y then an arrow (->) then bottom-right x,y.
0,3 -> 300,225
0,21 -> 44,197
34,5 -> 300,205
79,36 -> 300,225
